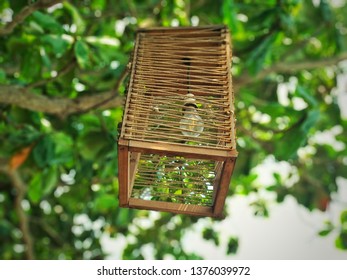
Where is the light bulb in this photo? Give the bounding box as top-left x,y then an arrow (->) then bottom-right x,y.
179,94 -> 204,137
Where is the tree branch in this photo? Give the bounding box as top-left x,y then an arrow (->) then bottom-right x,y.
0,164 -> 35,260
77,65 -> 130,114
1,52 -> 346,116
0,63 -> 129,118
281,25 -> 325,61
235,51 -> 347,90
27,60 -> 76,89
0,85 -> 124,118
0,0 -> 63,36
31,217 -> 64,246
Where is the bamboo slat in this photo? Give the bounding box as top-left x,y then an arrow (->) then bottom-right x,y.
129,198 -> 214,217
120,26 -> 235,149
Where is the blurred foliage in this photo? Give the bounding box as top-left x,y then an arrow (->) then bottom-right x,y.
0,0 -> 347,259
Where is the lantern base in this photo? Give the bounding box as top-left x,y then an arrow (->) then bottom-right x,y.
118,141 -> 237,218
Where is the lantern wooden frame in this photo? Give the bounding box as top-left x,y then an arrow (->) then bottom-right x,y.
118,25 -> 238,218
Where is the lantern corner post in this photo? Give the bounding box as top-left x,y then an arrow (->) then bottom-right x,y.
212,157 -> 237,217
118,139 -> 130,207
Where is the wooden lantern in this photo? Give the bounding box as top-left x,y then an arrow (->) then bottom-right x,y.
118,25 -> 238,218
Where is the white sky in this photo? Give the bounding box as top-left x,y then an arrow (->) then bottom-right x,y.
182,193 -> 347,260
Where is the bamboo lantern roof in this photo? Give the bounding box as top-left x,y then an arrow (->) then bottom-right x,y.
118,25 -> 238,218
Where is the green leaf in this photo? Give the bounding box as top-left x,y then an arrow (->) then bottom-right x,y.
226,236 -> 239,255
275,109 -> 319,160
94,194 -> 118,212
116,208 -> 131,227
0,69 -> 7,84
28,166 -> 57,203
222,0 -> 238,32
0,220 -> 13,237
100,157 -> 117,179
26,20 -> 45,34
63,2 -> 86,35
91,0 -> 106,10
273,172 -> 281,183
301,110 -> 320,133
202,228 -> 220,246
41,35 -> 69,57
21,49 -> 41,82
275,127 -> 306,160
32,11 -> 64,34
341,210 -> 347,224
295,86 -> 318,108
335,233 -> 347,250
50,132 -> 73,165
251,199 -> 269,217
8,125 -> 41,146
74,40 -> 90,69
77,130 -> 112,160
33,135 -> 55,168
319,0 -> 333,23
42,166 -> 58,196
318,229 -> 333,237
85,36 -> 120,47
9,0 -> 27,13
40,46 -> 52,69
261,102 -> 287,116
279,11 -> 294,31
334,26 -> 344,52
28,173 -> 43,204
246,32 -> 278,75
248,7 -> 277,29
